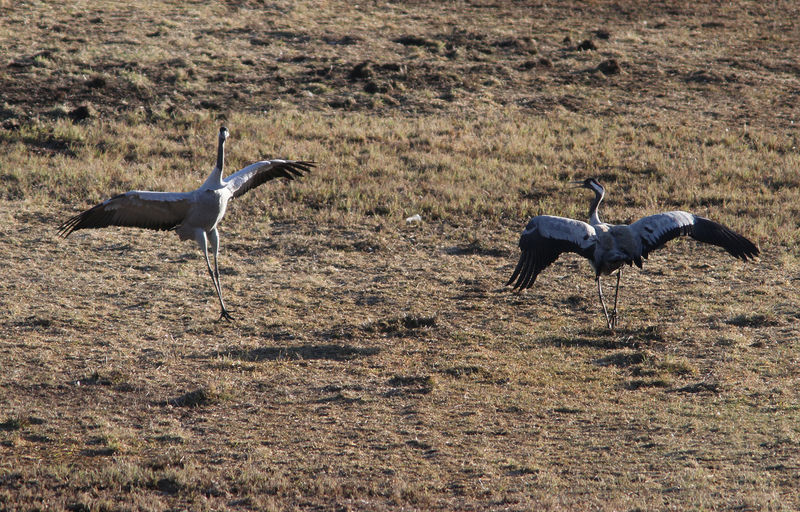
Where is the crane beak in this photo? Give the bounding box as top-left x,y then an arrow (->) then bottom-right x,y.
570,180 -> 584,188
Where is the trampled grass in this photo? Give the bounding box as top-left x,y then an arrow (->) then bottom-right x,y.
2,1 -> 800,511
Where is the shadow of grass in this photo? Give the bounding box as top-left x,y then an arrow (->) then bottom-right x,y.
215,344 -> 380,362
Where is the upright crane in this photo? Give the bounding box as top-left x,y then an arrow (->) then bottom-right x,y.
507,178 -> 759,328
58,126 -> 315,321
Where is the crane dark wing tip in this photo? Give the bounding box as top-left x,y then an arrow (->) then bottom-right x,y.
505,251 -> 527,289
505,249 -> 540,290
231,159 -> 316,197
505,218 -> 597,292
56,210 -> 89,238
741,243 -> 760,262
691,217 -> 760,263
278,160 -> 315,180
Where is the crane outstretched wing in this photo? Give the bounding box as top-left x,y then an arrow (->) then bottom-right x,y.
57,191 -> 192,237
629,211 -> 759,261
223,159 -> 315,198
507,215 -> 597,290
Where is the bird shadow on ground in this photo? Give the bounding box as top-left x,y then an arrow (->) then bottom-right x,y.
536,325 -> 664,350
443,241 -> 511,258
537,334 -> 640,350
210,344 -> 380,362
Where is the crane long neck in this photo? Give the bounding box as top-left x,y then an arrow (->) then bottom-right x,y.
203,134 -> 226,189
215,135 -> 225,176
588,188 -> 603,225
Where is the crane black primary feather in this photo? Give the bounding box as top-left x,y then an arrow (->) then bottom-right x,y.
507,216 -> 596,290
57,192 -> 190,237
689,216 -> 759,261
630,211 -> 759,262
229,160 -> 315,198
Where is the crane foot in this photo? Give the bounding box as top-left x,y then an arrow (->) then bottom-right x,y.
217,309 -> 235,322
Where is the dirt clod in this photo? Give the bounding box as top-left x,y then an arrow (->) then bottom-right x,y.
597,58 -> 621,75
69,104 -> 96,122
349,61 -> 373,80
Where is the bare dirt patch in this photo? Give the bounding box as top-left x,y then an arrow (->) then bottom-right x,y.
3,1 -> 799,129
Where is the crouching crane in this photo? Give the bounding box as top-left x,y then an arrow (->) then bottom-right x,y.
507,178 -> 759,328
58,126 -> 315,321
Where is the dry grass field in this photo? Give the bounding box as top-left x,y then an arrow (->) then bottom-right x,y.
2,1 -> 800,510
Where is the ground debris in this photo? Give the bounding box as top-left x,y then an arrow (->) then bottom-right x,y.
168,387 -> 224,407
623,378 -> 672,391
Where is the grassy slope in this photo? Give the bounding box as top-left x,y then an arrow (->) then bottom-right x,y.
2,1 -> 800,511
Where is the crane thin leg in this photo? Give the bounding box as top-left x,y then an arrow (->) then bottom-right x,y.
196,230 -> 232,322
610,269 -> 621,328
596,276 -> 613,329
208,228 -> 233,321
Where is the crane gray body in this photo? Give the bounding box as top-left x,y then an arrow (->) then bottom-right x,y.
508,178 -> 759,328
58,126 -> 315,321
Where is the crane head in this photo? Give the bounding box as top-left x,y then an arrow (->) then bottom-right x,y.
571,177 -> 604,194
219,126 -> 229,142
